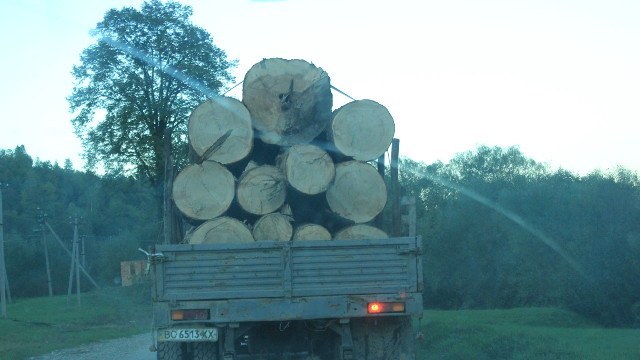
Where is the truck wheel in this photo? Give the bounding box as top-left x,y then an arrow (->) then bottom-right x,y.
350,317 -> 415,360
192,342 -> 218,360
156,342 -> 184,360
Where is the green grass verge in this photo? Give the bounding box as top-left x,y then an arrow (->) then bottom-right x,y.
2,295 -> 638,360
0,284 -> 152,360
417,307 -> 640,359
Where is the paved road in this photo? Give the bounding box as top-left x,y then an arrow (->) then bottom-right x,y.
28,333 -> 155,360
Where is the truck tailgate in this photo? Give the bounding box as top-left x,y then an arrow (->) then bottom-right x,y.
154,237 -> 422,302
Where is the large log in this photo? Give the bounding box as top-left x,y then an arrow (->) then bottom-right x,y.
188,217 -> 254,244
188,97 -> 254,164
252,213 -> 293,241
330,99 -> 395,161
236,165 -> 287,215
242,58 -> 333,146
326,161 -> 387,223
172,162 -> 235,220
334,224 -> 389,240
278,144 -> 335,195
293,224 -> 332,241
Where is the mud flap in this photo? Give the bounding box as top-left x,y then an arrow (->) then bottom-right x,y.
350,316 -> 416,360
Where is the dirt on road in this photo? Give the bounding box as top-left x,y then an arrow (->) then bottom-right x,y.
28,333 -> 156,360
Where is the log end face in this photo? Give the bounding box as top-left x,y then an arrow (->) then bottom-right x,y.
326,161 -> 387,223
172,162 -> 235,221
188,97 -> 254,164
331,99 -> 395,161
243,58 -> 333,146
189,217 -> 255,244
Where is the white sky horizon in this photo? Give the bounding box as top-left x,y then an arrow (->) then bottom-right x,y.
1,0 -> 639,176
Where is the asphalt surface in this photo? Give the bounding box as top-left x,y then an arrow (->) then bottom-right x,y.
28,333 -> 155,360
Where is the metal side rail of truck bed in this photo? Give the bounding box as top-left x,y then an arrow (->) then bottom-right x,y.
152,236 -> 423,325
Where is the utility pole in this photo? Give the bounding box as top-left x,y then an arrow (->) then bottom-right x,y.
1,187 -> 7,318
81,235 -> 86,268
37,208 -> 53,297
67,216 -> 81,306
44,221 -> 99,290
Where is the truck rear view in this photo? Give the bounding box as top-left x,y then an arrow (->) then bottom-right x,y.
152,236 -> 422,359
149,58 -> 424,359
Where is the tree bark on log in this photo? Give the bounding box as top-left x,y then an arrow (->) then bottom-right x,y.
188,97 -> 254,164
242,58 -> 333,146
326,161 -> 387,223
172,162 -> 235,221
330,99 -> 395,161
236,165 -> 287,215
188,217 -> 254,244
293,224 -> 332,241
278,144 -> 335,195
334,224 -> 389,240
252,213 -> 293,241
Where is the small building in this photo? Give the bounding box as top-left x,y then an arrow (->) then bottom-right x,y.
120,260 -> 146,287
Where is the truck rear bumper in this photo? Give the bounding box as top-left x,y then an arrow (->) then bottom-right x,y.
154,292 -> 423,327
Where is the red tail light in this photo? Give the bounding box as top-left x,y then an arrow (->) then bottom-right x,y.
171,309 -> 210,321
368,302 -> 383,314
367,302 -> 406,314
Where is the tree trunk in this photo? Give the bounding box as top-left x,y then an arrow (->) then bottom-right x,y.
236,165 -> 287,215
326,161 -> 387,223
292,224 -> 332,241
277,144 -> 335,195
252,213 -> 293,241
188,96 -> 254,165
242,58 -> 333,146
334,224 -> 388,240
187,217 -> 254,244
330,99 -> 395,161
172,161 -> 235,221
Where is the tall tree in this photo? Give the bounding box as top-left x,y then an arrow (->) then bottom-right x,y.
68,0 -> 235,188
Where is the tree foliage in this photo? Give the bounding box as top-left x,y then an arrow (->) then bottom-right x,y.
2,144 -> 639,327
0,146 -> 158,297
400,146 -> 640,326
68,0 -> 235,187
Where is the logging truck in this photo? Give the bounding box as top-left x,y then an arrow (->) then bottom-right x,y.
147,58 -> 424,359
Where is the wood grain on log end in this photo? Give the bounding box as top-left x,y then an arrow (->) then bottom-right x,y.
279,144 -> 335,195
326,161 -> 387,223
293,224 -> 332,241
242,58 -> 333,146
252,213 -> 293,241
334,224 -> 389,240
236,165 -> 287,215
188,96 -> 254,164
331,99 -> 395,161
188,217 -> 254,244
172,162 -> 235,220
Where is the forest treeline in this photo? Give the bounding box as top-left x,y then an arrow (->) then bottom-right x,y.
1,144 -> 639,327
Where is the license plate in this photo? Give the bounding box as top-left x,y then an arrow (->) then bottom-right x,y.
158,328 -> 218,342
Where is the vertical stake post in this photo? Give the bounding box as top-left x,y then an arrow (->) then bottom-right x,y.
375,154 -> 386,229
390,138 -> 401,237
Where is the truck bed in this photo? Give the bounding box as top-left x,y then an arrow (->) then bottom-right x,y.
153,237 -> 423,323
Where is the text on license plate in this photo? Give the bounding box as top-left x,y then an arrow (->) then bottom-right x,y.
158,328 -> 218,342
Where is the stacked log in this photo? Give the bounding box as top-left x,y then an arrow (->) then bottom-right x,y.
172,58 -> 396,244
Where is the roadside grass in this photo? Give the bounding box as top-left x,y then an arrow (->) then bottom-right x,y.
417,307 -> 640,359
0,284 -> 152,360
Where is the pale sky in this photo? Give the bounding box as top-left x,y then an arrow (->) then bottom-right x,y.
1,0 -> 639,175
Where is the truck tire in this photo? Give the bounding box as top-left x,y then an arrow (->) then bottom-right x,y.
350,316 -> 415,360
156,342 -> 184,360
192,342 -> 218,360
